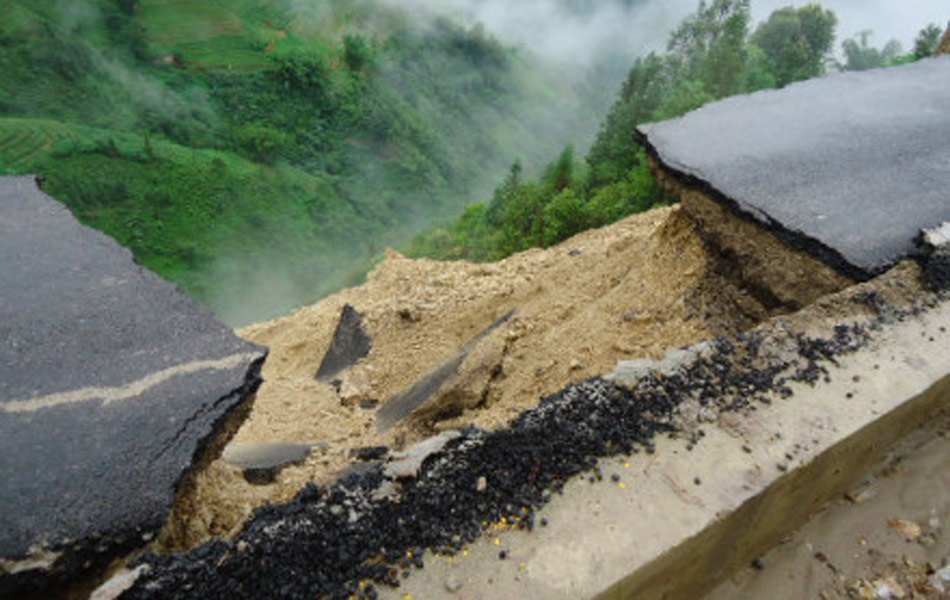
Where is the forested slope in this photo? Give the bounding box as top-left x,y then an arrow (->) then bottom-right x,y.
0,0 -> 599,324
2,0 -> 940,323
407,0 -> 943,263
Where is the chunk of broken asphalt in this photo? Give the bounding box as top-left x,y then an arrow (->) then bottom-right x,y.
638,58 -> 950,279
351,446 -> 389,461
376,310 -> 515,431
0,176 -> 265,599
316,304 -> 373,381
222,442 -> 316,485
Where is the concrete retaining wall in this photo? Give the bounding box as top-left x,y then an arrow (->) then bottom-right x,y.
379,266 -> 950,599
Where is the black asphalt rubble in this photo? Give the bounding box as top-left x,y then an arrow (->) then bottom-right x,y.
0,176 -> 266,598
316,304 -> 372,382
120,287 -> 938,600
637,56 -> 950,280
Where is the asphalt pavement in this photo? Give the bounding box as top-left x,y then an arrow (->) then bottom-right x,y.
0,176 -> 265,597
638,56 -> 950,279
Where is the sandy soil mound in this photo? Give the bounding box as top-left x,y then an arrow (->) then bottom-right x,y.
162,205 -> 767,548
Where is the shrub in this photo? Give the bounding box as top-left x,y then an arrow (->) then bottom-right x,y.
543,188 -> 588,245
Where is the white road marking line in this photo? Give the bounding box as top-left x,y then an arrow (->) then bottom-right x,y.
1,352 -> 261,413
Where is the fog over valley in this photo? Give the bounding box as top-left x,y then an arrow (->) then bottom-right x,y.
1,0 -> 945,324
389,0 -> 946,68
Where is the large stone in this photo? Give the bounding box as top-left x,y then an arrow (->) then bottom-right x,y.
638,57 -> 950,280
0,177 -> 266,597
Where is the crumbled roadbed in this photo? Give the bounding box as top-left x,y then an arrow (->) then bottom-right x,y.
165,205 -> 767,550
122,263 -> 937,599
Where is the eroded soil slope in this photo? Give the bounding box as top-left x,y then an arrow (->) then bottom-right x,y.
164,205 -> 767,548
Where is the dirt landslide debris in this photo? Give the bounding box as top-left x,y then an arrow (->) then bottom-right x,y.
116,212 -> 941,599
160,205 -> 767,549
106,188 -> 936,600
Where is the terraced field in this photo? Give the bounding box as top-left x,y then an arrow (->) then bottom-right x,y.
140,0 -> 294,67
0,118 -> 81,173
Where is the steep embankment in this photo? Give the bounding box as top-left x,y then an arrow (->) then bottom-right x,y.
161,205 -> 769,548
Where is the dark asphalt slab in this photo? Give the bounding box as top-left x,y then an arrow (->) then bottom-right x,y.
638,56 -> 950,279
0,177 -> 265,596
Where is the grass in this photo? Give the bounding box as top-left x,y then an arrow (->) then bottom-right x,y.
38,130 -> 374,322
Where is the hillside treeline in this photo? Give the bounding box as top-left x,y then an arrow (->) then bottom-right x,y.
408,0 -> 943,262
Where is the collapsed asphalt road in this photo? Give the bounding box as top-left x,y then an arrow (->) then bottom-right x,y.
638,56 -> 950,281
0,177 -> 266,598
120,279 -> 932,600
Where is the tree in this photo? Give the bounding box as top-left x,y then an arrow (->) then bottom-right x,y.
343,35 -> 373,72
543,188 -> 588,245
586,53 -> 669,187
751,4 -> 837,87
744,44 -> 778,91
667,0 -> 751,99
655,79 -> 714,121
543,146 -> 576,193
937,24 -> 950,56
840,31 -> 902,71
913,23 -> 943,59
485,160 -> 522,227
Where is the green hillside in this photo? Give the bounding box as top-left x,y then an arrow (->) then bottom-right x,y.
407,1 -> 941,264
0,0 -> 595,324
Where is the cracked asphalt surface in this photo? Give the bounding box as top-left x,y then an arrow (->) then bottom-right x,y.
0,177 -> 265,598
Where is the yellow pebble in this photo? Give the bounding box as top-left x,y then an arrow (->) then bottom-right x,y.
625,462 -> 632,468
404,595 -> 413,600
462,549 -> 470,557
619,482 -> 627,489
493,538 -> 500,546
520,562 -> 527,570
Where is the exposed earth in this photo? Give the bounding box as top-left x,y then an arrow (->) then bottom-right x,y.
119,243 -> 946,600
160,204 -> 774,549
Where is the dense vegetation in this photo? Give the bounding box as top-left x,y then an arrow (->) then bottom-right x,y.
1,0 -> 941,322
408,0 -> 942,263
0,0 -> 600,323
